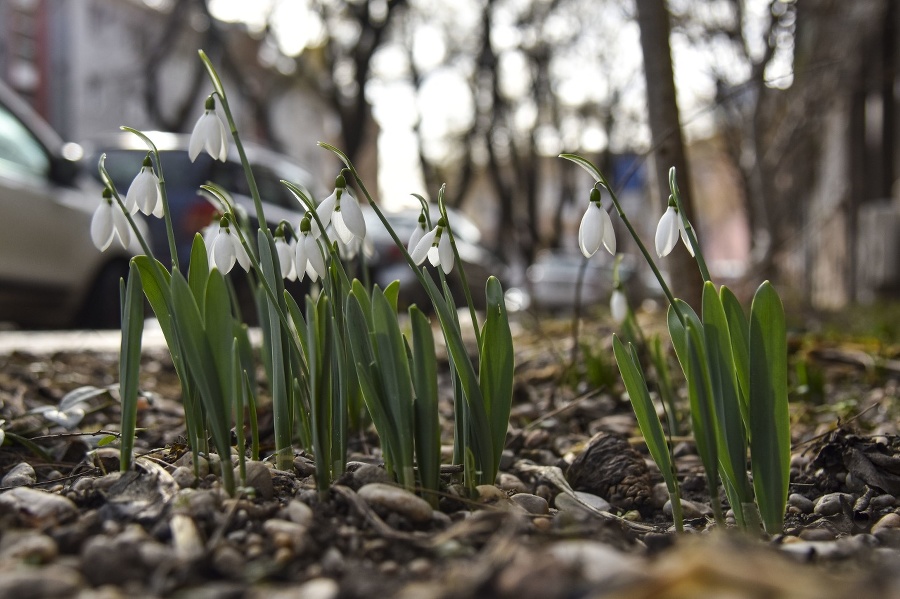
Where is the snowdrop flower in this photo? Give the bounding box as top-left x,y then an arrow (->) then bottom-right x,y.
315,174 -> 366,244
189,95 -> 228,162
411,218 -> 453,274
274,225 -> 297,281
655,200 -> 695,258
91,188 -> 131,251
407,212 -> 427,254
578,187 -> 616,258
208,216 -> 250,274
125,155 -> 163,217
294,216 -> 327,282
610,287 -> 628,324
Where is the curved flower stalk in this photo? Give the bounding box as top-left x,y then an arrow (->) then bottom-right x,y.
407,212 -> 428,254
189,95 -> 228,162
91,188 -> 131,251
125,155 -> 163,217
579,187 -> 616,258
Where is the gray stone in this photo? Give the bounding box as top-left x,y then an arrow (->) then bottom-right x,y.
358,483 -> 433,523
799,527 -> 836,541
788,493 -> 815,514
872,512 -> 900,534
286,500 -> 314,527
511,493 -> 549,515
872,494 -> 897,509
2,462 -> 36,488
555,491 -> 612,514
0,487 -> 78,525
349,463 -> 392,488
264,518 -> 310,552
172,466 -> 197,489
176,453 -> 210,478
814,492 -> 853,517
0,564 -> 83,598
238,461 -> 273,500
548,540 -> 642,584
664,498 -> 713,519
170,514 -> 205,561
497,473 -> 528,493
650,482 -> 670,509
212,544 -> 246,578
0,530 -> 58,563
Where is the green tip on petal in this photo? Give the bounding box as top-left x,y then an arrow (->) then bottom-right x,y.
205,95 -> 215,110
102,187 -> 113,199
300,216 -> 311,232
142,154 -> 153,168
590,187 -> 602,204
219,215 -> 229,227
335,173 -> 346,189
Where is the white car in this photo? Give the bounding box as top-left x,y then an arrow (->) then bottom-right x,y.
0,81 -> 142,328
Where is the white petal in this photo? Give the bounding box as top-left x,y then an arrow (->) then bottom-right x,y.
213,115 -> 228,161
213,232 -> 237,274
578,203 -> 603,258
232,234 -> 251,272
127,169 -> 161,216
438,231 -> 454,274
276,239 -> 295,279
305,235 -> 327,279
340,193 -> 366,240
91,202 -> 114,251
655,207 -> 679,258
679,218 -> 696,257
112,207 -> 131,249
188,113 -> 208,162
314,193 -> 336,235
407,223 -> 425,254
610,289 -> 628,324
600,207 -> 616,255
333,211 -> 355,245
411,228 -> 437,265
294,235 -> 309,281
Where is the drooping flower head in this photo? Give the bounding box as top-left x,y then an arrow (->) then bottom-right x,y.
315,172 -> 366,244
209,215 -> 250,274
274,223 -> 297,281
655,196 -> 695,258
407,212 -> 428,254
578,187 -> 616,258
411,217 -> 453,274
610,284 -> 628,324
189,95 -> 228,163
125,154 -> 163,217
294,215 -> 327,282
91,187 -> 131,252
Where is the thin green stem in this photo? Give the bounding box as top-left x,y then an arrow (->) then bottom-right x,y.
437,191 -> 482,348
668,168 -> 711,283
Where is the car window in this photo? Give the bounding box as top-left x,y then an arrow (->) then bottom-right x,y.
0,104 -> 49,180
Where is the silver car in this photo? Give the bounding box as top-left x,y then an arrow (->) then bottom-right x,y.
0,81 -> 142,329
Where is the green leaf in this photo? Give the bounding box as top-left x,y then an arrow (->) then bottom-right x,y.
204,268 -> 235,414
558,153 -> 607,188
98,435 -> 118,448
749,281 -> 790,535
479,276 -> 514,480
198,49 -> 226,98
410,306 -> 440,504
702,282 -> 753,513
667,299 -> 702,377
613,336 -> 677,495
384,280 -> 400,313
188,234 -> 210,313
720,286 -> 750,426
118,261 -> 144,471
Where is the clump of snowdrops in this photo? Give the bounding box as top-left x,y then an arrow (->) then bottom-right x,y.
562,154 -> 790,536
91,50 -> 514,503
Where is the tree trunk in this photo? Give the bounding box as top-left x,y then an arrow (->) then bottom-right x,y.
635,0 -> 703,309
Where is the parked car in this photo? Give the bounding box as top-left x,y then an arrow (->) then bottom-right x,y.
526,249 -> 636,311
362,205 -> 506,309
85,131 -> 322,270
0,81 -> 143,329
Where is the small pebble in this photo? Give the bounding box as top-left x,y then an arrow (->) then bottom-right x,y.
799,527 -> 836,541
511,493 -> 549,515
238,461 -> 274,500
872,512 -> 900,534
497,473 -> 528,493
650,483 -> 670,509
212,545 -> 245,578
872,495 -> 897,510
664,499 -> 712,519
172,466 -> 197,489
2,463 -> 36,488
0,565 -> 83,598
0,530 -> 58,563
814,493 -> 853,517
477,485 -> 508,502
287,500 -> 314,527
290,578 -> 339,599
555,492 -> 611,514
170,514 -> 205,561
0,487 -> 78,525
264,519 -> 309,552
788,493 -> 815,514
358,483 -> 433,523
548,540 -> 642,584
349,463 -> 392,488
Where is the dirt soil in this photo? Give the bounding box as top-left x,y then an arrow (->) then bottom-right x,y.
1,315 -> 900,598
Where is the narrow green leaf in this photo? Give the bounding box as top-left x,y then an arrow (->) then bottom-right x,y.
749,281 -> 790,535
384,280 -> 401,313
119,262 -> 144,471
188,233 -> 210,313
720,286 -> 750,425
410,306 -> 441,504
667,299 -> 702,377
558,153 -> 606,187
479,276 -> 514,479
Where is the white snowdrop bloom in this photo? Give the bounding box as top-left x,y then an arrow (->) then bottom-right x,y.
411,219 -> 454,274
91,189 -> 131,251
189,95 -> 228,162
294,217 -> 327,282
610,288 -> 628,324
209,219 -> 250,274
578,188 -> 616,258
317,174 -> 366,244
274,228 -> 297,281
655,204 -> 695,258
125,156 -> 163,217
407,213 -> 427,254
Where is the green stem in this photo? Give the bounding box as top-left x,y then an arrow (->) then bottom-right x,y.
437,191 -> 482,348
668,167 -> 711,283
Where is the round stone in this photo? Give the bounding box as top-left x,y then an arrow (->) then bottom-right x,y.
555,491 -> 611,514
357,483 -> 433,523
2,463 -> 36,488
814,493 -> 853,517
511,493 -> 549,515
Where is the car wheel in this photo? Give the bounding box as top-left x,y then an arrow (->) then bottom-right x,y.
77,260 -> 131,329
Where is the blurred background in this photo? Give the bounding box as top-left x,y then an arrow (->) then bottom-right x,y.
1,0 -> 898,329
